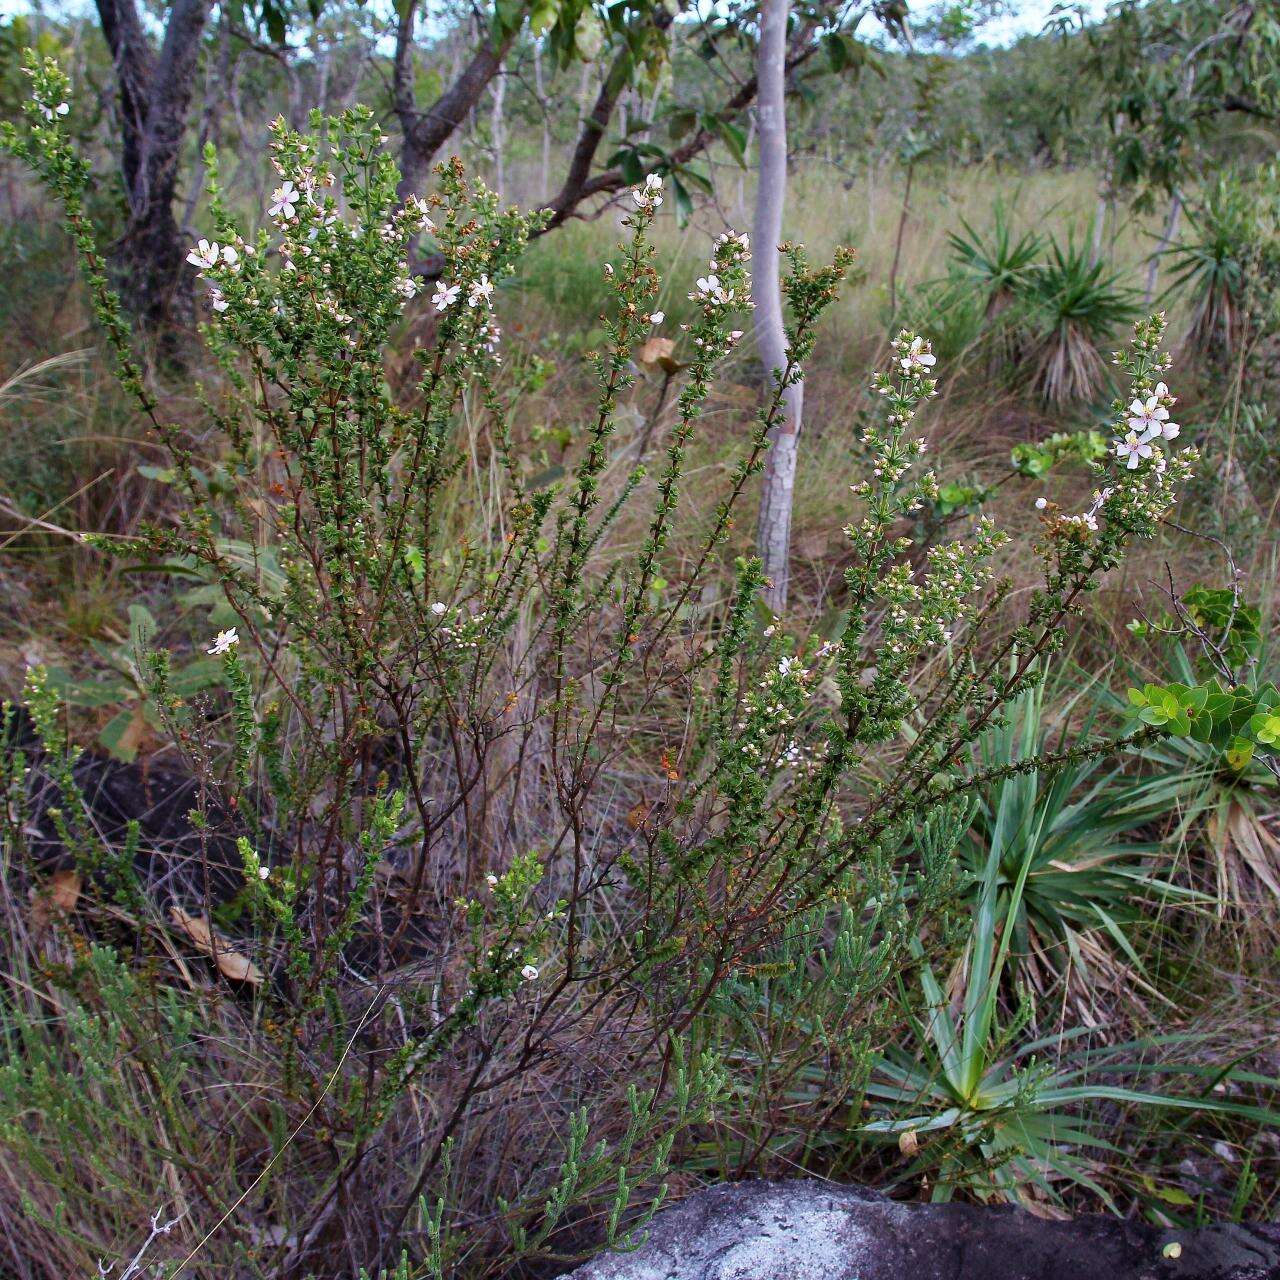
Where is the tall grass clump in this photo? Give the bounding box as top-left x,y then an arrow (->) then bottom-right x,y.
5,53 -> 1273,1280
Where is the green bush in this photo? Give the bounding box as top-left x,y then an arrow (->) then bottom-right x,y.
0,55 -> 1249,1280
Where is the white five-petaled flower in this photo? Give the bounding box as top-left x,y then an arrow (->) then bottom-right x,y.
207,628 -> 239,656
521,964 -> 539,981
39,101 -> 69,121
257,864 -> 270,880
650,311 -> 665,326
1034,496 -> 1048,510
268,181 -> 300,220
1115,431 -> 1154,470
187,239 -> 220,270
898,335 -> 936,373
208,287 -> 229,313
395,276 -> 420,300
485,873 -> 498,888
431,282 -> 461,312
1126,393 -> 1176,440
468,276 -> 494,308
431,601 -> 448,616
220,244 -> 239,270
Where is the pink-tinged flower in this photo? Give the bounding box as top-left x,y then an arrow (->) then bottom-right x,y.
432,282 -> 460,312
1115,431 -> 1154,469
468,276 -> 494,307
207,628 -> 239,655
898,336 -> 936,372
187,239 -> 220,270
1126,393 -> 1175,440
38,101 -> 69,121
268,181 -> 300,220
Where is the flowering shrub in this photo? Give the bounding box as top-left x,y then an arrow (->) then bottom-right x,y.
0,54 -> 1228,1280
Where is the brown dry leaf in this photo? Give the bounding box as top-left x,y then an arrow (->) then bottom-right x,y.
169,906 -> 264,985
626,799 -> 650,831
635,337 -> 682,373
29,869 -> 82,933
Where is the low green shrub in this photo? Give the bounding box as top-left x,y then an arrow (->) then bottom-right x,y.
2,53 -> 1261,1280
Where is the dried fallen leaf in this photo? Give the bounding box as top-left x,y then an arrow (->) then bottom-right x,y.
626,799 -> 650,831
897,1129 -> 919,1156
169,906 -> 264,985
30,868 -> 82,933
635,337 -> 682,373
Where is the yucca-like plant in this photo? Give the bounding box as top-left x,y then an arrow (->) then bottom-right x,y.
861,854 -> 1280,1212
0,54 -> 1215,1280
948,202 -> 1044,321
1027,236 -> 1139,406
946,203 -> 1045,373
946,681 -> 1181,1017
1163,172 -> 1280,358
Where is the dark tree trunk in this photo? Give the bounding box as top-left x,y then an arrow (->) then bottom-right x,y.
393,0 -> 520,202
95,0 -> 214,331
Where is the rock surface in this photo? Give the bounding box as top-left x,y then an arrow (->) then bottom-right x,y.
567,1180 -> 1280,1280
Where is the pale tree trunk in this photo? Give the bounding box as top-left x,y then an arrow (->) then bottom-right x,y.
489,68 -> 507,201
1144,190 -> 1182,306
754,0 -> 801,614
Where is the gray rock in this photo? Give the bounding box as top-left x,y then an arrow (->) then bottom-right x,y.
567,1179 -> 1280,1280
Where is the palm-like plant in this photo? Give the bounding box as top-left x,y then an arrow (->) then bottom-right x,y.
1027,236 -> 1139,406
947,203 -> 1045,374
863,857 -> 1280,1210
947,202 -> 1045,322
949,684 -> 1178,1013
1161,176 -> 1253,355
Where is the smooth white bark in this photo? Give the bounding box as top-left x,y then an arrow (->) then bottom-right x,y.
754,0 -> 802,614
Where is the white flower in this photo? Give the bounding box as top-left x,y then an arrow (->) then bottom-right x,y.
431,601 -> 448,616
1034,496 -> 1048,510
633,174 -> 663,209
468,276 -> 494,308
650,311 -> 665,325
432,282 -> 461,312
207,628 -> 239,656
220,244 -> 239,270
208,287 -> 229,313
898,335 -> 936,372
1115,431 -> 1154,470
404,195 -> 435,230
268,181 -> 300,220
257,864 -> 270,880
187,239 -> 220,270
520,964 -> 539,981
396,276 -> 420,300
1126,393 -> 1172,439
485,873 -> 498,888
39,101 -> 69,121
